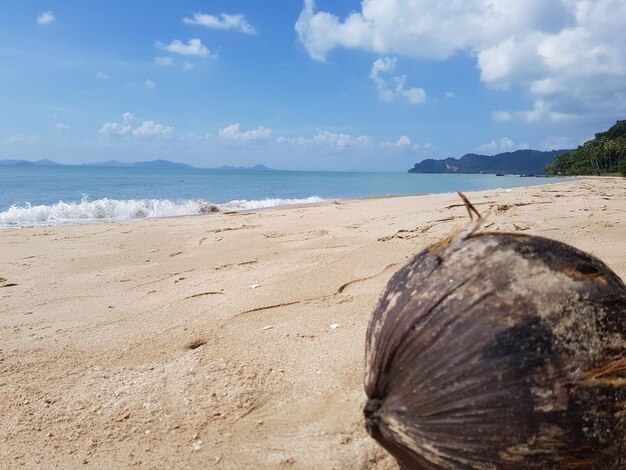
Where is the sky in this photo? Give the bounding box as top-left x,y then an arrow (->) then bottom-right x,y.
1,0 -> 625,171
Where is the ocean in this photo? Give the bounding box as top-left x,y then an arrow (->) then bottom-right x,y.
0,165 -> 569,227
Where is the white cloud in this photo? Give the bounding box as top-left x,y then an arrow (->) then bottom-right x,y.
296,0 -> 574,61
381,135 -> 413,149
296,0 -> 626,122
144,79 -> 157,90
37,11 -> 56,25
542,135 -> 581,150
132,121 -> 173,138
55,123 -> 70,131
154,56 -> 173,66
295,0 -> 373,62
518,99 -> 576,124
182,62 -> 194,71
277,130 -> 373,148
99,113 -> 134,137
312,130 -> 372,147
183,12 -> 256,35
157,39 -> 215,58
96,71 -> 110,80
99,113 -> 173,138
493,100 -> 577,124
444,92 -> 456,99
478,137 -> 529,154
219,123 -> 272,141
370,57 -> 426,104
476,35 -> 545,88
395,135 -> 412,147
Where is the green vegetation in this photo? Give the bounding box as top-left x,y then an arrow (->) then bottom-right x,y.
544,120 -> 626,176
408,150 -> 567,175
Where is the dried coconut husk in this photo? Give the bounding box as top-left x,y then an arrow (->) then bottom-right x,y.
364,193 -> 626,469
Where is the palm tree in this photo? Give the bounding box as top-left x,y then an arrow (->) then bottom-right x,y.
590,142 -> 602,173
603,140 -> 618,172
616,138 -> 626,174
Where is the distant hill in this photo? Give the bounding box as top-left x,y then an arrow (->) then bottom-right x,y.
408,149 -> 570,175
82,160 -> 129,168
1,159 -> 276,171
132,159 -> 194,169
83,159 -> 194,169
0,159 -> 61,166
213,164 -> 274,171
545,120 -> 626,176
83,161 -> 274,170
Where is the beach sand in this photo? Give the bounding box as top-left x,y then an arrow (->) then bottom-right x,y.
1,177 -> 625,469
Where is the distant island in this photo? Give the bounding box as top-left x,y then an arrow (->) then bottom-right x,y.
0,159 -> 276,172
407,120 -> 626,177
0,159 -> 61,166
83,159 -> 194,169
408,149 -> 569,175
544,120 -> 626,176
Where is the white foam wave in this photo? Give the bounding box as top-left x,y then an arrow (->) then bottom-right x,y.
218,196 -> 325,211
0,196 -> 326,227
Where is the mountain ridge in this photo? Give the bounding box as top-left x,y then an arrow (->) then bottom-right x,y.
0,159 -> 61,166
0,159 -> 276,171
408,149 -> 570,175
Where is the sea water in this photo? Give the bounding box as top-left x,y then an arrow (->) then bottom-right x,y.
0,165 -> 569,227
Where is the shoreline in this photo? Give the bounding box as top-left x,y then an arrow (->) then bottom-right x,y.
1,177 -> 624,469
0,176 -> 582,230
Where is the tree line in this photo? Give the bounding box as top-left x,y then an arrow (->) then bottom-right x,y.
544,120 -> 626,176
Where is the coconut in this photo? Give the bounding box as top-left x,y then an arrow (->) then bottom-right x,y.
364,195 -> 626,469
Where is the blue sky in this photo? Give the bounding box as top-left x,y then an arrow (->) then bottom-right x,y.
1,1 -> 625,171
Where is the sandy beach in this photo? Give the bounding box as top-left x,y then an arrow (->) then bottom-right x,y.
1,177 -> 625,469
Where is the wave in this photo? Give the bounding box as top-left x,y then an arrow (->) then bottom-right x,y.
0,196 -> 326,227
218,197 -> 324,211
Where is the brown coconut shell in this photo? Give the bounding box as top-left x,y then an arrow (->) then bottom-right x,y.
364,197 -> 626,469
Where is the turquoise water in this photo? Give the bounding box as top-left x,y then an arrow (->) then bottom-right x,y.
0,165 -> 568,227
